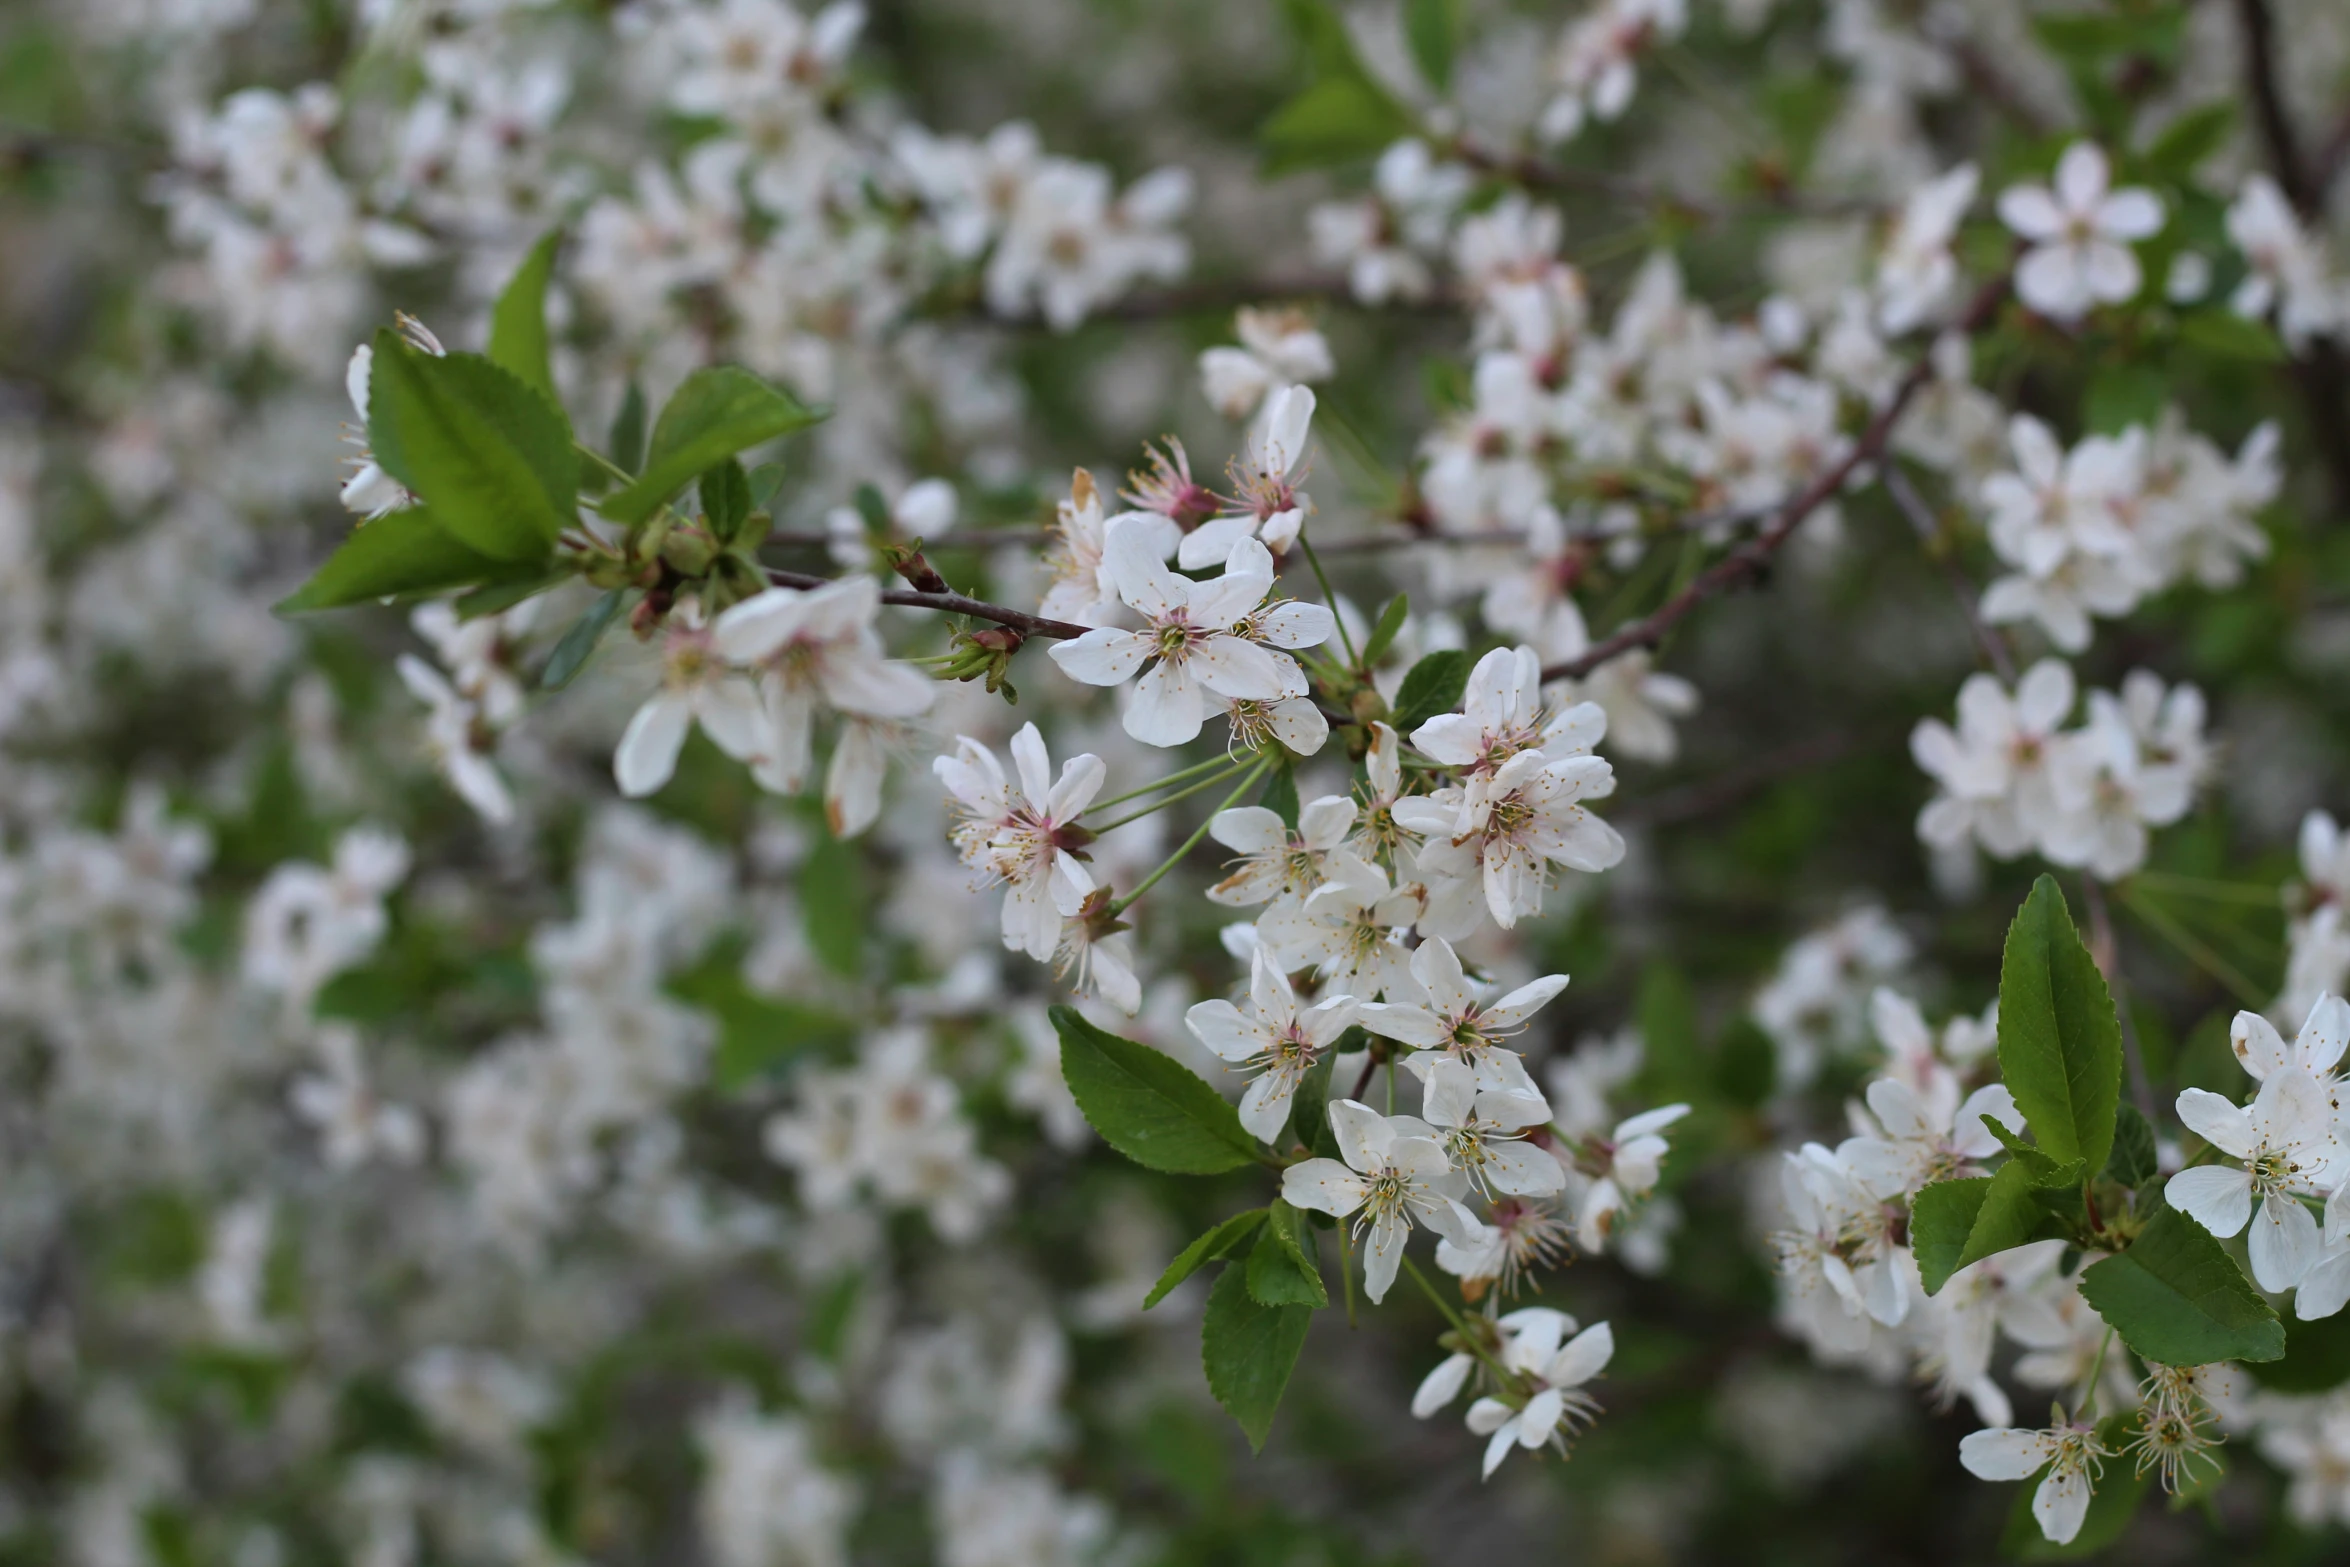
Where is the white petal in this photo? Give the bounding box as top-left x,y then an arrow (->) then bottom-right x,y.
1958,1428 -> 2054,1482
613,693 -> 691,797
2165,1165 -> 2254,1237
1410,1353 -> 1473,1418
2173,1088 -> 2255,1159
2251,1192 -> 2322,1292
1281,1158 -> 1367,1217
2034,1467 -> 2092,1546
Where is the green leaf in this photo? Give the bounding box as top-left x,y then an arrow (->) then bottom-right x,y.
1260,756 -> 1300,829
609,380 -> 647,474
1997,875 -> 2123,1175
2176,311 -> 2286,362
1403,0 -> 1457,89
1052,1005 -> 1259,1174
454,571 -> 563,620
1362,593 -> 1410,665
1715,1016 -> 1776,1108
2142,102 -> 2233,180
2078,1206 -> 2285,1366
1389,649 -> 1470,733
1913,1159 -> 2079,1296
367,335 -> 574,561
1201,1265 -> 1312,1452
275,507 -> 544,613
487,230 -> 563,410
1246,1202 -> 1328,1308
540,590 -> 627,690
1997,1413 -> 2149,1558
2248,1307 -> 2350,1393
747,461 -> 786,511
701,458 -> 751,544
1636,961 -> 1703,1103
1261,78 -> 1414,174
801,834 -> 868,976
2104,1104 -> 2159,1188
2084,362 -> 2165,435
1146,1210 -> 1269,1309
1911,1178 -> 1991,1296
599,367 -> 823,526
1279,0 -> 1374,80
667,962 -> 855,1090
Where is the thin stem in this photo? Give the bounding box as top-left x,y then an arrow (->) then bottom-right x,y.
1086,759 -> 1253,833
1338,1215 -> 1358,1329
2118,887 -> 2267,1008
1107,761 -> 1269,916
575,442 -> 635,485
762,566 -> 1090,641
1296,534 -> 1359,668
2078,1324 -> 2117,1420
1401,1258 -> 1512,1381
1083,754 -> 1240,815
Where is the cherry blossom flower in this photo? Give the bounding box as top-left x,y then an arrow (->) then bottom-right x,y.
1463,1312 -> 1614,1478
1281,1099 -> 1478,1302
1198,306 -> 1332,421
2167,1067 -> 2347,1291
1573,1103 -> 1690,1250
1181,384 -> 1314,566
1397,745 -> 1625,928
1875,163 -> 1978,334
1419,1058 -> 1564,1197
613,604 -> 771,798
934,722 -> 1105,962
1960,1419 -> 2113,1545
1183,949 -> 1359,1143
1046,522 -> 1316,746
1355,936 -> 1562,1104
1997,143 -> 2163,322
1258,848 -> 1425,1002
711,576 -> 937,791
1205,796 -> 1356,908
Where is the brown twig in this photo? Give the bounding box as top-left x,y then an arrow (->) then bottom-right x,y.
762,567 -> 1089,640
1539,271 -> 2011,683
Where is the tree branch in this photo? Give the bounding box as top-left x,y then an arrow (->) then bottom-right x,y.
1540,272 -> 2011,684
761,567 -> 1090,640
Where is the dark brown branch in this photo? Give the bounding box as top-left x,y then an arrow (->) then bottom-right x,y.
1539,271 -> 2011,684
2232,0 -> 2350,519
762,567 -> 1089,640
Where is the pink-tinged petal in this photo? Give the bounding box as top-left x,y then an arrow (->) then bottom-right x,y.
1048,627 -> 1150,686
1125,660 -> 1207,747
2233,1010 -> 2290,1080
614,693 -> 690,797
2174,1087 -> 2256,1158
1958,1428 -> 2053,1482
2251,1193 -> 2322,1292
2165,1165 -> 2254,1237
1281,1157 -> 1367,1217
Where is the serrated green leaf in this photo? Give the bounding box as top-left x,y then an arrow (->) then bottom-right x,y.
1362,594 -> 1409,666
1998,875 -> 2123,1175
454,571 -> 562,620
1389,648 -> 1470,733
701,458 -> 751,544
600,367 -> 823,526
1202,1265 -> 1311,1452
275,507 -> 542,614
487,230 -> 563,410
2078,1206 -> 2284,1366
1246,1202 -> 1328,1308
1403,0 -> 1457,89
1911,1177 -> 1991,1296
2105,1103 -> 2159,1188
367,335 -> 573,562
1053,1005 -> 1259,1175
540,590 -> 627,690
1146,1210 -> 1268,1309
